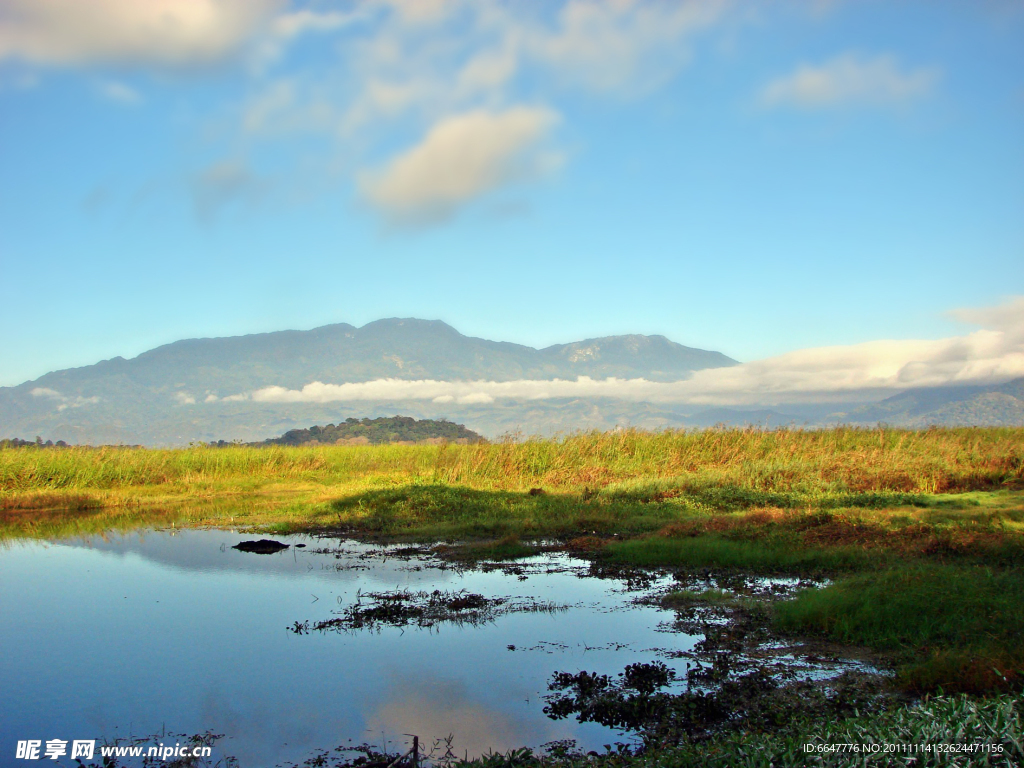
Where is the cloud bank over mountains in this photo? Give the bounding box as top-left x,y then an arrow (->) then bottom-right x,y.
205,296 -> 1024,407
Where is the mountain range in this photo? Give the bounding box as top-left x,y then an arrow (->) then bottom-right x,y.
1,318 -> 1021,445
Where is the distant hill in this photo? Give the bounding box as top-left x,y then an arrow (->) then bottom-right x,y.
681,407 -> 808,428
0,318 -> 736,445
835,377 -> 1024,427
250,417 -> 485,446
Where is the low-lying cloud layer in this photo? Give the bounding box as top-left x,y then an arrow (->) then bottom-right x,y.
208,297 -> 1024,407
30,387 -> 101,411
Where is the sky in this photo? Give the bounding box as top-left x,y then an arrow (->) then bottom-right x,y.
1,0 -> 1022,392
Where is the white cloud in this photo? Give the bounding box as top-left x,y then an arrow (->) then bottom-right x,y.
359,107 -> 561,223
217,296 -> 1024,407
29,387 -> 100,410
950,296 -> 1024,339
760,53 -> 939,109
680,330 -> 1023,404
242,78 -> 337,135
97,80 -> 141,104
251,9 -> 363,71
222,1 -> 730,223
189,159 -> 265,223
334,1 -> 728,134
457,392 -> 495,404
526,0 -> 725,92
173,392 -> 196,405
0,0 -> 283,70
268,9 -> 358,41
1,1 -> 733,225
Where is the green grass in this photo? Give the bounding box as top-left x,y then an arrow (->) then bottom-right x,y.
775,564 -> 1024,693
606,535 -> 872,572
3,426 -> 1022,499
631,693 -> 1022,768
314,484 -> 682,540
376,693 -> 1022,768
440,535 -> 543,561
660,588 -> 758,611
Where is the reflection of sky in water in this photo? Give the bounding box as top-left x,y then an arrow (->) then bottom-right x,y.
0,530 -> 695,766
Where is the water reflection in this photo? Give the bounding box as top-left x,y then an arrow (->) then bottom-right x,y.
0,530 -> 688,766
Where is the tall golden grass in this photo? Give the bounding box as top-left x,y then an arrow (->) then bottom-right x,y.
2,426 -> 1021,496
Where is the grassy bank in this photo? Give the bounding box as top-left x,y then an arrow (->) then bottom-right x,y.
775,563 -> 1024,693
2,427 -> 1023,696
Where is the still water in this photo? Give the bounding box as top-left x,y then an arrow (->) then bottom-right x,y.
1,529 -> 695,766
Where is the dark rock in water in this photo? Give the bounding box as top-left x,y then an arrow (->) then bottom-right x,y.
294,543 -> 307,548
232,539 -> 289,554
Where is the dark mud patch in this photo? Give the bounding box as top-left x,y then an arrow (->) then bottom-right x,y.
290,588 -> 567,633
232,538 -> 289,554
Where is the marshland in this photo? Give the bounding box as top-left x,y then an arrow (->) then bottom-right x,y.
2,427 -> 1023,767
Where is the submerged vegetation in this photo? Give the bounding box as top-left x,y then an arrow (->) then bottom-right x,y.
3,426 -> 1023,763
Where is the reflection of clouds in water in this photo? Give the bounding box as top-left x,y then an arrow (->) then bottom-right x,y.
365,675 -> 575,757
4,530 -> 646,763
197,683 -> 337,766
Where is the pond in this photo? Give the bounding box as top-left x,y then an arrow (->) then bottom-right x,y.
0,529 -> 873,767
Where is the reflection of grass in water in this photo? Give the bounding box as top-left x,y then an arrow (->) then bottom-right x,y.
0,495 -> 293,543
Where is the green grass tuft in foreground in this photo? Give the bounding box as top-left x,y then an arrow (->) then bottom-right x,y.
643,693 -> 1022,768
775,564 -> 1024,693
411,693 -> 1023,768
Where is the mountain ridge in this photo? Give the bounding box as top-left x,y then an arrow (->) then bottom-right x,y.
3,319 -> 1021,445
17,318 -> 737,395
0,318 -> 737,444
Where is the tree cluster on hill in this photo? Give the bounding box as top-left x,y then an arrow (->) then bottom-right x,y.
208,416 -> 486,447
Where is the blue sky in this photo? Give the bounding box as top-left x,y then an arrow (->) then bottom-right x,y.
1,0 -> 1022,389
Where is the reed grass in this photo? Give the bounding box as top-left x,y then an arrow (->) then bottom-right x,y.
775,564 -> 1024,693
2,426 -> 1021,498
